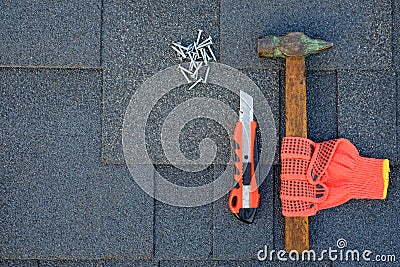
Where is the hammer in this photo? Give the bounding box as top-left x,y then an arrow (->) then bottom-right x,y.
258,32 -> 333,252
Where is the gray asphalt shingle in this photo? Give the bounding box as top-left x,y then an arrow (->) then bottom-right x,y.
105,68 -> 279,167
102,0 -> 220,164
280,71 -> 338,140
160,260 -> 333,266
143,83 -> 236,166
0,69 -> 153,258
154,202 -> 214,260
279,71 -> 338,162
220,0 -> 391,70
0,1 -> 101,67
274,166 -> 399,266
393,0 -> 400,71
0,261 -> 38,267
160,261 -> 221,267
397,73 -> 399,163
213,165 -> 274,260
1,0 -> 399,265
315,166 -> 399,267
154,165 -> 214,259
272,167 -> 285,251
39,261 -> 96,267
241,70 -> 280,164
337,71 -> 397,162
306,71 -> 338,142
161,261 -> 240,267
141,67 -> 279,166
100,260 -> 157,267
333,262 -> 395,267
333,260 -> 396,267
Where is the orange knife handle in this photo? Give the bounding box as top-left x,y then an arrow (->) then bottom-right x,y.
229,122 -> 243,215
228,121 -> 260,223
249,121 -> 260,208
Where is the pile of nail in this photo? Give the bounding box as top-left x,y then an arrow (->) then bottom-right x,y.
171,30 -> 216,89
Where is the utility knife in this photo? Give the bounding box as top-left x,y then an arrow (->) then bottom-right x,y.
228,90 -> 260,223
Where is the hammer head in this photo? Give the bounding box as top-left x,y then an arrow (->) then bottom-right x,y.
258,32 -> 333,58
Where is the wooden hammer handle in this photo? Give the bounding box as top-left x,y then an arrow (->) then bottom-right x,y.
284,56 -> 309,252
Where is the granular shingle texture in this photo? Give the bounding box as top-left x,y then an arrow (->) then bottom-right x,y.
1,0 -> 399,265
154,201 -> 214,260
316,166 -> 399,267
241,69 -> 280,163
272,167 -> 285,250
279,71 -> 337,155
100,260 -> 157,267
306,71 -> 338,142
337,71 -> 397,161
393,0 -> 400,71
102,0 -> 220,164
0,69 -> 153,259
274,167 -> 399,266
160,260 -> 333,266
0,261 -> 38,267
213,165 -> 274,260
39,261 -> 97,267
154,165 -> 214,259
0,1 -> 101,67
220,0 -> 392,70
397,73 -> 400,163
143,83 -> 236,166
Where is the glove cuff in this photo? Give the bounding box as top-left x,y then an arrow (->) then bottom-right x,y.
382,159 -> 390,199
351,157 -> 390,200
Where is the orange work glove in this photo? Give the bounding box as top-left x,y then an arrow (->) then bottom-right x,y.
280,137 -> 390,217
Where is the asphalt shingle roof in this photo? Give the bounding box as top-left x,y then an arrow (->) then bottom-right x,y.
1,0 -> 399,266
0,69 -> 153,259
0,1 -> 101,67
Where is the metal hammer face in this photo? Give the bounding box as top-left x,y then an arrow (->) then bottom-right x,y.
258,32 -> 333,58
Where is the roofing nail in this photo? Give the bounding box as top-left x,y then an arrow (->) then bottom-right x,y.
191,62 -> 203,79
207,45 -> 216,61
198,36 -> 212,47
189,60 -> 194,71
179,68 -> 191,83
197,41 -> 213,49
188,78 -> 203,90
172,42 -> 189,51
192,42 -> 200,58
192,51 -> 198,61
196,47 -> 200,59
178,46 -> 187,58
188,53 -> 195,70
178,65 -> 194,75
171,45 -> 186,58
203,66 -> 210,83
199,48 -> 207,63
196,29 -> 203,44
188,51 -> 194,60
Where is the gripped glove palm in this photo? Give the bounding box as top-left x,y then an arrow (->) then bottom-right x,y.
280,137 -> 390,217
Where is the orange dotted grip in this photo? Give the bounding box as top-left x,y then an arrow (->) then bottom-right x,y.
281,137 -> 389,217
